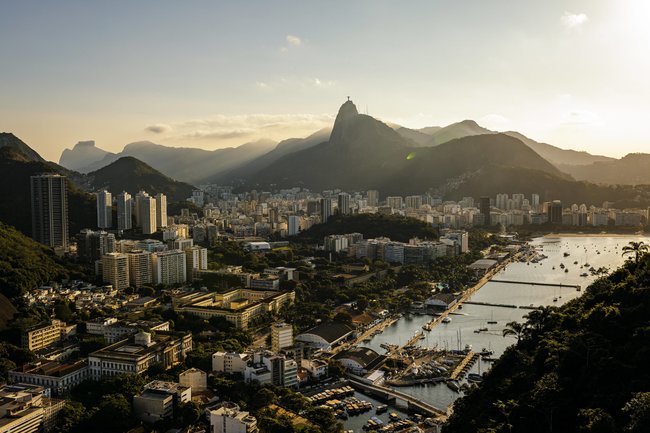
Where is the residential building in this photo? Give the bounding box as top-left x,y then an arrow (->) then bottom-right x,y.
185,246 -> 208,281
76,229 -> 116,262
479,196 -> 491,226
153,250 -> 187,285
137,192 -> 157,234
102,252 -> 129,290
366,190 -> 379,207
88,331 -> 192,379
0,383 -> 65,433
386,196 -> 403,210
22,320 -> 68,351
337,193 -> 351,215
178,368 -> 207,392
96,190 -> 112,229
547,200 -> 563,224
127,250 -> 153,288
212,352 -> 249,374
30,174 -> 68,250
287,215 -> 300,236
320,198 -> 332,223
155,193 -> 168,229
116,191 -> 132,230
271,323 -> 293,353
405,195 -> 422,210
208,402 -> 258,433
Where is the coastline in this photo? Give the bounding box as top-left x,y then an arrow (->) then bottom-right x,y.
542,232 -> 647,238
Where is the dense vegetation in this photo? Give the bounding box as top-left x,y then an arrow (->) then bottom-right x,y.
0,222 -> 71,299
0,147 -> 96,236
444,248 -> 650,433
298,213 -> 439,243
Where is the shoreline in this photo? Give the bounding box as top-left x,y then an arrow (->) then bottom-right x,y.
542,232 -> 648,238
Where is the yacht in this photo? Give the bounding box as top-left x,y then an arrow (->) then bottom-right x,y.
441,317 -> 452,324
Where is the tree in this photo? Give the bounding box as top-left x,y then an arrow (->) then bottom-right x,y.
623,392 -> 650,433
179,401 -> 201,427
622,241 -> 649,264
327,359 -> 346,378
53,401 -> 88,433
93,394 -> 133,433
333,311 -> 353,325
502,321 -> 527,343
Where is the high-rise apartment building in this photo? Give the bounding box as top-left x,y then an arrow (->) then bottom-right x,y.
531,193 -> 540,209
102,252 -> 130,290
116,191 -> 133,230
386,196 -> 403,210
185,246 -> 208,281
405,195 -> 422,210
367,190 -> 379,207
547,200 -> 563,224
337,193 -> 351,215
96,190 -> 112,229
287,216 -> 300,235
155,193 -> 168,229
137,192 -> 157,235
479,196 -> 491,226
127,249 -> 153,288
76,229 -> 116,262
320,198 -> 333,224
30,174 -> 69,250
153,250 -> 187,285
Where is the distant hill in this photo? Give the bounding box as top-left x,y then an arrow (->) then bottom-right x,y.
61,139 -> 277,184
395,127 -> 435,146
559,153 -> 650,185
59,140 -> 114,172
87,156 -> 195,202
0,132 -> 45,163
0,146 -> 95,236
427,119 -> 492,146
502,131 -> 613,167
210,128 -> 331,183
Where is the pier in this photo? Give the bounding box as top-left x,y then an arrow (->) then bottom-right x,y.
347,377 -> 448,419
489,279 -> 581,289
450,351 -> 479,380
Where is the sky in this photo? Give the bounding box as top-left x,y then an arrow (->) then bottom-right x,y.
1,0 -> 649,161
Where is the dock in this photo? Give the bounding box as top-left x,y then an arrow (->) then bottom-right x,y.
490,279 -> 581,289
450,351 -> 479,380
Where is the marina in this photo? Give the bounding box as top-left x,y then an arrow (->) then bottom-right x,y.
340,235 -> 650,429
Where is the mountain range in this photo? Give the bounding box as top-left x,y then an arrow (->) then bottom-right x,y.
0,133 -> 197,237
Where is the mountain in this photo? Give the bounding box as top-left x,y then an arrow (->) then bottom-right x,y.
240,100 -> 566,195
209,128 -> 331,183
59,140 -> 114,172
427,119 -> 492,146
87,156 -> 195,202
444,256 -> 650,433
395,127 -> 436,146
0,133 -> 45,163
63,139 -> 277,184
558,153 -> 650,185
0,145 -> 95,237
502,131 -> 613,167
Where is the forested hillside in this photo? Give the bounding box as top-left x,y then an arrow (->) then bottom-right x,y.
444,246 -> 650,433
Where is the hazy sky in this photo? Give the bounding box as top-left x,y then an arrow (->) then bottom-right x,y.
1,0 -> 649,161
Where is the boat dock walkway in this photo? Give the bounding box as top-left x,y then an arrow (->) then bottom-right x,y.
450,351 -> 479,380
490,279 -> 581,289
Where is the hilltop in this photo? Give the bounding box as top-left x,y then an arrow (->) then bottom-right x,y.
87,156 -> 195,202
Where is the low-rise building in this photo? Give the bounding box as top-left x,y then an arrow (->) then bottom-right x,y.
208,402 -> 258,433
334,347 -> 383,375
295,322 -> 354,351
212,352 -> 249,374
0,383 -> 65,433
88,331 -> 192,380
178,368 -> 207,392
133,380 -> 191,424
22,320 -> 70,352
8,360 -> 89,397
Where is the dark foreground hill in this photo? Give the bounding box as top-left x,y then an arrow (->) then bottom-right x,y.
444,253 -> 650,433
87,156 -> 195,202
0,145 -> 95,236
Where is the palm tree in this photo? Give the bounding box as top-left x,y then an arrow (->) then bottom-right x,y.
622,241 -> 649,264
502,321 -> 527,343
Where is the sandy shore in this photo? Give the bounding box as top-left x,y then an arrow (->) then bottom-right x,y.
543,232 -> 647,238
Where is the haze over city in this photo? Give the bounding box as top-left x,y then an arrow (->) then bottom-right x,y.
2,0 -> 650,161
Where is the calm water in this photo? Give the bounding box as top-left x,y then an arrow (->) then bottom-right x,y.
352,235 -> 649,414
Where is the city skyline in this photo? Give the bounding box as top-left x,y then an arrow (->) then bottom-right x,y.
2,0 -> 650,161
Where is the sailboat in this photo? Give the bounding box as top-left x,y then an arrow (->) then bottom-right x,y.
487,310 -> 497,325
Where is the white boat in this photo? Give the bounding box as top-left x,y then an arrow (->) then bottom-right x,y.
441,317 -> 452,324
